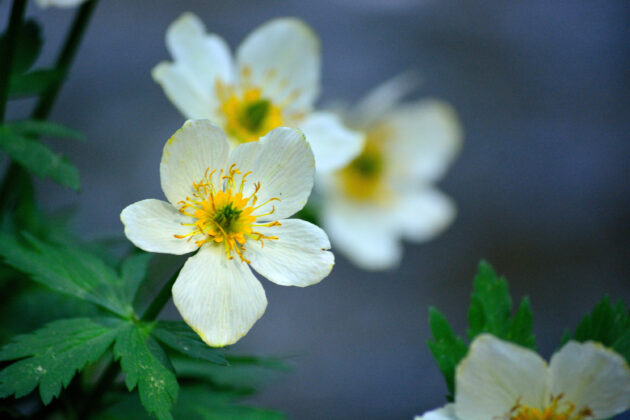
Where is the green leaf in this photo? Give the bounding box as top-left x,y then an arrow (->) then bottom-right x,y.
565,296 -> 630,364
0,127 -> 79,190
0,232 -> 130,317
8,69 -> 63,98
0,20 -> 42,74
6,120 -> 84,141
0,317 -> 122,404
114,323 -> 179,420
176,387 -> 286,420
466,261 -> 535,349
152,321 -> 227,366
119,252 -> 153,305
427,307 -> 467,397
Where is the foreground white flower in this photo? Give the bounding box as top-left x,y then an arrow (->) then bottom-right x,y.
36,0 -> 88,8
152,13 -> 363,172
121,120 -> 334,346
416,334 -> 630,420
319,74 -> 462,270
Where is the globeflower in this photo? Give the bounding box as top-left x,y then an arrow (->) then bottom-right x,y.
319,75 -> 462,270
152,13 -> 363,172
416,334 -> 630,420
121,120 -> 334,346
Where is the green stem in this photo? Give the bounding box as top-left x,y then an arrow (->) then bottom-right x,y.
32,0 -> 99,120
0,0 -> 27,123
141,265 -> 183,321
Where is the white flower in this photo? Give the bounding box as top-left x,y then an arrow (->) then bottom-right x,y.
120,120 -> 334,346
152,13 -> 363,172
416,334 -> 630,420
319,74 -> 462,270
36,0 -> 88,8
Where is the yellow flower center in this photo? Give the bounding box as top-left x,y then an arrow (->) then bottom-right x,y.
219,87 -> 284,143
339,124 -> 389,201
509,395 -> 593,420
174,164 -> 280,263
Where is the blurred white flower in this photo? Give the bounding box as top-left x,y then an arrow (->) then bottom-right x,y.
416,334 -> 630,420
152,13 -> 363,172
121,120 -> 333,346
36,0 -> 88,8
319,74 -> 462,270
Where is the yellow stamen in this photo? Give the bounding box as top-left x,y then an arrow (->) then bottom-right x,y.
174,165 -> 281,262
508,395 -> 593,420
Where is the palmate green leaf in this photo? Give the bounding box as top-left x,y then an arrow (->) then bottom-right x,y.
0,232 -> 130,317
466,261 -> 536,349
0,20 -> 42,75
0,317 -> 123,405
9,69 -> 64,98
0,127 -> 79,190
563,296 -> 630,364
427,307 -> 467,397
114,323 -> 179,420
6,120 -> 84,141
152,321 -> 227,366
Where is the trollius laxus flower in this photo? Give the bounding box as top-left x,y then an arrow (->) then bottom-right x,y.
416,334 -> 630,420
121,120 -> 334,346
152,13 -> 363,172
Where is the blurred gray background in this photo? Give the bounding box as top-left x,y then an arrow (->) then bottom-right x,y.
3,0 -> 630,419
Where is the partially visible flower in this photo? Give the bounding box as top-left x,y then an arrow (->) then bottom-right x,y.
36,0 -> 88,8
319,74 -> 462,270
121,120 -> 333,346
152,13 -> 363,172
416,334 -> 630,420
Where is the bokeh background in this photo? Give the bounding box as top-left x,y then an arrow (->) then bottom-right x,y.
3,0 -> 630,418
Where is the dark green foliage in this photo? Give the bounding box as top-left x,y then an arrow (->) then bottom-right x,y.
8,69 -> 63,98
467,261 -> 536,348
152,321 -> 227,366
0,20 -> 42,75
0,317 -> 123,404
563,296 -> 630,364
119,252 -> 153,306
0,232 -> 130,317
114,323 -> 179,420
427,308 -> 467,396
6,119 -> 84,141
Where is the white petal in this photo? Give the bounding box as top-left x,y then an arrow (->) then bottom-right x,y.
236,18 -> 319,111
455,334 -> 548,420
120,199 -> 199,255
36,0 -> 87,8
152,13 -> 233,121
349,72 -> 420,128
160,120 -> 229,206
394,188 -> 456,242
415,404 -> 459,420
300,112 -> 365,172
172,245 -> 267,347
228,127 -> 315,220
321,198 -> 402,271
386,99 -> 462,182
245,219 -> 334,287
549,341 -> 630,419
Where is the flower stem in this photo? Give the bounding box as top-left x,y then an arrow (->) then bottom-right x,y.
141,264 -> 183,321
0,0 -> 28,123
32,0 -> 99,120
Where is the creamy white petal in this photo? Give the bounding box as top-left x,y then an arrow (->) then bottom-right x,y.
245,219 -> 333,287
228,127 -> 314,220
349,72 -> 420,128
300,111 -> 365,172
236,18 -> 320,112
152,62 -> 216,120
394,188 -> 456,242
549,341 -> 630,419
415,404 -> 459,420
120,199 -> 199,255
160,120 -> 229,206
165,12 -> 234,88
386,99 -> 462,183
36,0 -> 87,8
322,198 -> 402,270
172,245 -> 267,347
455,334 -> 548,420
